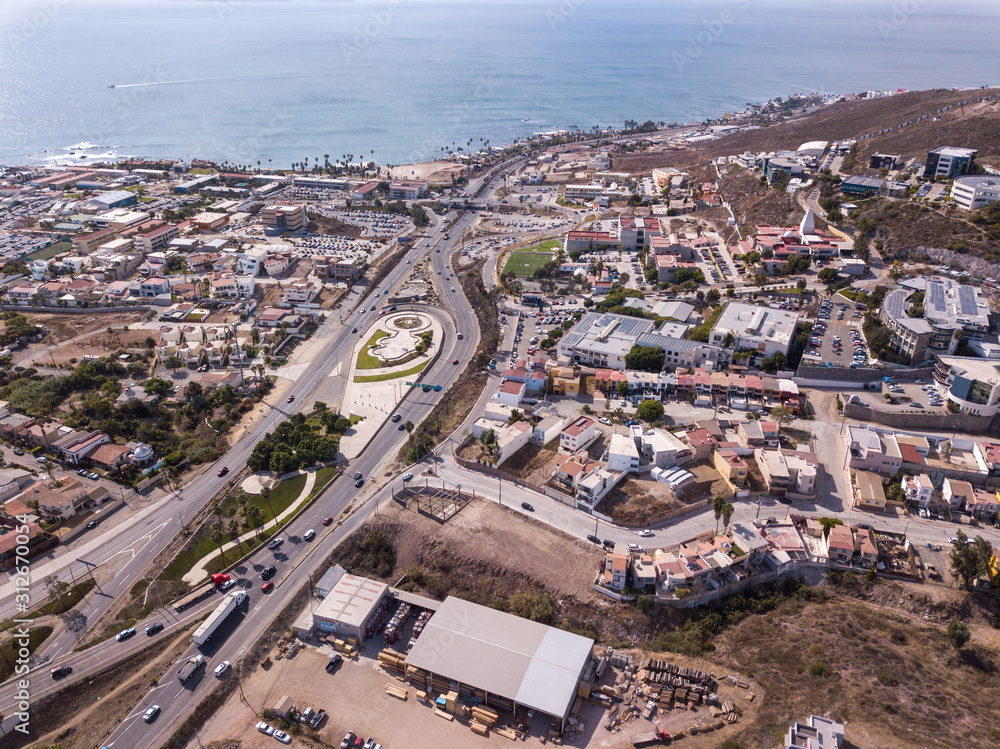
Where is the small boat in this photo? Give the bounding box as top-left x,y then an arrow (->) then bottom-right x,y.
108,84 -> 115,89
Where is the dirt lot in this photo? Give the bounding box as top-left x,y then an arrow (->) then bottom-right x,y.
22,325 -> 156,366
596,465 -> 724,527
373,498 -> 602,603
23,310 -> 149,344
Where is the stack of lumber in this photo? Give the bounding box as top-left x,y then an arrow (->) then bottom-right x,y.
724,673 -> 750,689
434,708 -> 454,721
494,726 -> 520,741
443,690 -> 460,715
471,705 -> 499,727
384,682 -> 408,701
378,649 -> 406,674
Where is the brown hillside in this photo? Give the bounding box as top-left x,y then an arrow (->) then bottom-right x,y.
614,87 -> 1000,174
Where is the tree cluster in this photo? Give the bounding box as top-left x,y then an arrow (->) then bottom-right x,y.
247,412 -> 344,474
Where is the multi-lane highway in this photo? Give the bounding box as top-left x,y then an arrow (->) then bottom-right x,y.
0,160 -> 522,743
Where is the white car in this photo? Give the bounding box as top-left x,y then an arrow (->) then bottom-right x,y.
303,529 -> 316,542
274,730 -> 292,744
257,721 -> 276,735
401,472 -> 413,482
214,660 -> 230,677
639,529 -> 654,538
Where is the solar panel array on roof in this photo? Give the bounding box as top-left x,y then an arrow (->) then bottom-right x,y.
958,285 -> 978,316
929,282 -> 946,312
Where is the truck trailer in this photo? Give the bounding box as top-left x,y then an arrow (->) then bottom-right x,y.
192,590 -> 247,646
631,728 -> 671,747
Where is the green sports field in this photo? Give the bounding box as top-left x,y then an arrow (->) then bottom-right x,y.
502,250 -> 555,278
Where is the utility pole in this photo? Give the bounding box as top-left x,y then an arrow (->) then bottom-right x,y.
498,477 -> 502,506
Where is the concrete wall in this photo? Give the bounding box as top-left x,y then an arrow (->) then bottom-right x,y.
843,403 -> 994,433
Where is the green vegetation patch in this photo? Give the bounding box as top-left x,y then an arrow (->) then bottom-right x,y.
354,360 -> 428,383
502,250 -> 555,278
0,625 -> 53,681
356,329 -> 391,369
26,241 -> 71,261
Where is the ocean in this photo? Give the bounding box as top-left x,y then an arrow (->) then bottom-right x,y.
1,0 -> 998,168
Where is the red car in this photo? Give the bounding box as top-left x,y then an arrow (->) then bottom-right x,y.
452,358 -> 459,365
217,467 -> 229,477
322,516 -> 334,526
261,582 -> 274,593
287,395 -> 295,403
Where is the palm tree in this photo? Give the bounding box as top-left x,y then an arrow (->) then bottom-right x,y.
210,522 -> 227,564
260,485 -> 276,522
712,494 -> 726,534
721,502 -> 734,532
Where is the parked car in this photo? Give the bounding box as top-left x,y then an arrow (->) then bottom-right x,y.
327,653 -> 344,673
310,709 -> 327,729
341,732 -> 357,749
274,731 -> 292,744
602,539 -> 615,549
12,447 -> 24,456
86,520 -> 100,530
586,534 -> 600,544
257,721 -> 276,735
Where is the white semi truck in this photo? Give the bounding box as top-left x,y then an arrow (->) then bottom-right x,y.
192,589 -> 247,646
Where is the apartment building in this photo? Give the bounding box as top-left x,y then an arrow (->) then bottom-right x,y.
853,470 -> 888,511
755,448 -> 818,496
135,224 -> 180,253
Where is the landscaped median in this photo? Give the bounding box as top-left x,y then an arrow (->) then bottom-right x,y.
354,360 -> 428,383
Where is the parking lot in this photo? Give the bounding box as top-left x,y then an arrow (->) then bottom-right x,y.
804,300 -> 868,366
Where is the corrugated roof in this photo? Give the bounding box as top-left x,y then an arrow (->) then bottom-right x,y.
405,597 -> 592,720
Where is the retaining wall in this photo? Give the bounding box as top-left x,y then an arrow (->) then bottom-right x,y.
843,403 -> 993,432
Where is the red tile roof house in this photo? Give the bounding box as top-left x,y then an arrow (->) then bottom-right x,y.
86,442 -> 131,470
827,525 -> 855,565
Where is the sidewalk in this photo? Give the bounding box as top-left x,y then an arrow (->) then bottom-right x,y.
181,469 -> 317,585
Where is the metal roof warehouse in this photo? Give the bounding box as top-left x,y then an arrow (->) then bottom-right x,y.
405,596 -> 594,729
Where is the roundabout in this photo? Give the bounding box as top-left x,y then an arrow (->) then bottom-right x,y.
336,308 -> 446,458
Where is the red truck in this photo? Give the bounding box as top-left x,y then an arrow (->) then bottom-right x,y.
631,728 -> 671,747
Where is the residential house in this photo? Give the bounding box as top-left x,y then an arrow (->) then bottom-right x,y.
827,525 -> 855,564
23,422 -> 61,449
684,427 -> 718,462
255,307 -> 301,329
631,554 -> 656,592
737,420 -> 779,449
853,471 -> 887,511
139,277 -> 171,298
635,428 -> 692,469
491,421 -> 532,467
53,430 -> 108,465
199,370 -> 244,390
755,449 -> 818,497
725,523 -> 770,572
494,380 -> 526,407
943,478 -> 975,512
282,280 -> 320,305
264,252 -> 294,277
86,443 -> 132,470
845,427 -> 902,475
901,473 -> 936,507
858,529 -> 878,567
553,453 -> 601,493
559,416 -> 597,454
530,415 -> 565,447
606,434 -> 640,474
603,552 -> 628,592
0,518 -> 57,572
713,448 -> 748,488
576,467 -> 620,508
967,488 -> 999,520
549,367 -> 579,397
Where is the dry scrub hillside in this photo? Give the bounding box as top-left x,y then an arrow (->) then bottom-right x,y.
614,88 -> 1000,174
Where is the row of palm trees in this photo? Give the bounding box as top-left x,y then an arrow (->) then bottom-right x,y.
210,485 -> 278,564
